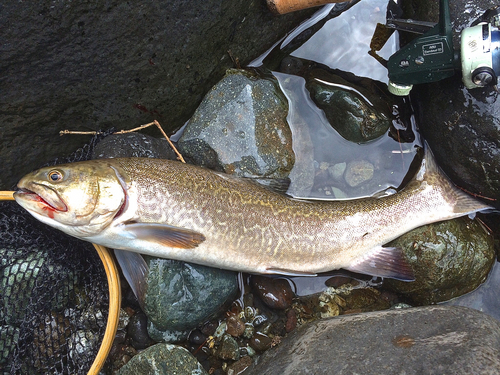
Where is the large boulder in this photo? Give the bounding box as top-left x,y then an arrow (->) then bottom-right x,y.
0,0 -> 313,190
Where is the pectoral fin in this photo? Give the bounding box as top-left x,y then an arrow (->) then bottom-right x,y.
123,223 -> 206,249
344,246 -> 414,281
114,249 -> 149,310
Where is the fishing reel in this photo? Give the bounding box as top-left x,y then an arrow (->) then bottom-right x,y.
386,0 -> 500,96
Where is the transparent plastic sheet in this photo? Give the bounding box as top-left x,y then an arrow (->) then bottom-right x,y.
0,131 -> 115,374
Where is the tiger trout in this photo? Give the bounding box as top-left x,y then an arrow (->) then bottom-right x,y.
14,147 -> 492,284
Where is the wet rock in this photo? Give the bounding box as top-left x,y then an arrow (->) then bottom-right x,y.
1,1 -> 314,190
92,133 -> 177,160
117,343 -> 207,375
385,217 -> 495,305
127,311 -> 154,350
344,160 -> 374,187
226,314 -> 246,337
407,0 -> 500,209
227,355 -> 253,375
285,309 -> 297,333
248,332 -> 273,352
144,259 -> 238,341
251,275 -> 295,310
305,69 -> 392,143
178,69 -> 293,179
216,334 -> 240,361
245,306 -> 500,375
328,162 -> 346,181
188,329 -> 207,346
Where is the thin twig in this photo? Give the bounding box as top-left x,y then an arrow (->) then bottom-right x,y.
151,120 -> 186,164
456,186 -> 496,201
60,120 -> 186,163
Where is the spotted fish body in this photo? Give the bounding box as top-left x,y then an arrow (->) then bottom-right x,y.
14,147 -> 491,283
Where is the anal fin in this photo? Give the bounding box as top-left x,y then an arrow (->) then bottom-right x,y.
344,246 -> 414,281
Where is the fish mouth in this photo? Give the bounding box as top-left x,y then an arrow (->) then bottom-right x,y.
15,186 -> 68,213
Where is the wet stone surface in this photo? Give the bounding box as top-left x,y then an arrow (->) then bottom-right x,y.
244,306 -> 500,375
306,69 -> 392,143
144,259 -> 238,341
117,343 -> 208,375
385,216 -> 495,305
250,276 -> 295,310
92,133 -> 177,160
178,69 -> 294,179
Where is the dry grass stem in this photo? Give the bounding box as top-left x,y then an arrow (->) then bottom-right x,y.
60,120 -> 186,163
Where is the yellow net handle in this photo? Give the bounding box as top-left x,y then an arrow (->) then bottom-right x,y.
0,192 -> 121,374
89,244 -> 121,375
0,191 -> 14,200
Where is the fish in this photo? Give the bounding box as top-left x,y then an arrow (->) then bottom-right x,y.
13,146 -> 492,291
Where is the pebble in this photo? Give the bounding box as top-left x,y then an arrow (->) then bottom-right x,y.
251,276 -> 294,310
127,311 -> 154,350
328,162 -> 346,181
117,343 -> 207,375
226,314 -> 246,337
227,355 -> 253,375
344,160 -> 374,187
248,332 -> 272,352
217,334 -> 240,361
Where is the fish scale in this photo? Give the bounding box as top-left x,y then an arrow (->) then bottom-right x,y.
14,147 -> 492,283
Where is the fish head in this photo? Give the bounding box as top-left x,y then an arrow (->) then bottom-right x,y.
14,160 -> 127,237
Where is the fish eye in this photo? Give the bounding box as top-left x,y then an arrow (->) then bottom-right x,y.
48,170 -> 64,182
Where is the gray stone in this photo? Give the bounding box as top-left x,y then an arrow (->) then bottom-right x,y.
178,69 -> 293,179
327,162 -> 346,181
344,160 -> 374,187
385,217 -> 495,305
1,1 -> 313,190
117,343 -> 207,375
306,69 -> 392,143
245,306 -> 500,375
216,334 -> 240,361
144,258 -> 238,335
147,324 -> 191,345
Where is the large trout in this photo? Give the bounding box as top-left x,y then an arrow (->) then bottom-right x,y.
14,147 -> 491,285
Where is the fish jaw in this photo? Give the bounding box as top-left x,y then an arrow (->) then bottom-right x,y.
14,183 -> 68,220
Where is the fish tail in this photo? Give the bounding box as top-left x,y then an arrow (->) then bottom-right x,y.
418,143 -> 493,215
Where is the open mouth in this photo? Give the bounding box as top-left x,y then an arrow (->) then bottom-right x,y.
15,188 -> 68,212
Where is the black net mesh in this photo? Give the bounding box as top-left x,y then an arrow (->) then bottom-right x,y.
1,130 -> 115,374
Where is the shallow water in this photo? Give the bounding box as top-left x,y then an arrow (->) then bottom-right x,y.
253,0 -> 421,200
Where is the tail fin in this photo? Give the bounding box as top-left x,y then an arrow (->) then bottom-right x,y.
417,143 -> 493,216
